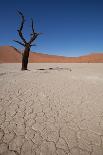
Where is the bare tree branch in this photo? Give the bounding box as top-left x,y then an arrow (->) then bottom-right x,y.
13,40 -> 25,46
17,10 -> 27,44
17,11 -> 25,31
28,19 -> 41,44
31,18 -> 35,34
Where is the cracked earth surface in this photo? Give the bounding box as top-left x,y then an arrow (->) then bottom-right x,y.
0,63 -> 103,155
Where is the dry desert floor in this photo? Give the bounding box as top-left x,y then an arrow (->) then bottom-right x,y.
0,63 -> 103,155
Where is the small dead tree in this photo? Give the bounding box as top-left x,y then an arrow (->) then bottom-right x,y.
14,11 -> 41,70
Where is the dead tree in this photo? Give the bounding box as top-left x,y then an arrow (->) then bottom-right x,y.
14,11 -> 41,70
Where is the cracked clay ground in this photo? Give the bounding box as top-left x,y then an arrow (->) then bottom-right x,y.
0,63 -> 103,155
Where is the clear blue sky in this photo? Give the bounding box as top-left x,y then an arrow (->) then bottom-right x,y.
0,0 -> 103,56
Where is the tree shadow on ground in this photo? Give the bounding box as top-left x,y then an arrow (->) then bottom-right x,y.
37,67 -> 72,71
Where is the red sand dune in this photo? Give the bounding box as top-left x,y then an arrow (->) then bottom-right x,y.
0,46 -> 103,63
0,46 -> 21,63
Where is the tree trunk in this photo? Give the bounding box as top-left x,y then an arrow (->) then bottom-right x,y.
21,47 -> 30,70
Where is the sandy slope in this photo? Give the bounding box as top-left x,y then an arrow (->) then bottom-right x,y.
0,46 -> 103,63
0,46 -> 21,63
0,63 -> 103,155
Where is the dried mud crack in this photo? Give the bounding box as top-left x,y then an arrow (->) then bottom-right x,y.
0,63 -> 103,155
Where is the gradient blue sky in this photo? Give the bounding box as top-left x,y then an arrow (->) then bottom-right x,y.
0,0 -> 103,56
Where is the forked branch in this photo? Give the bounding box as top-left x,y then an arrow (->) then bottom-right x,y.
14,11 -> 42,47
17,10 -> 27,44
29,18 -> 41,44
